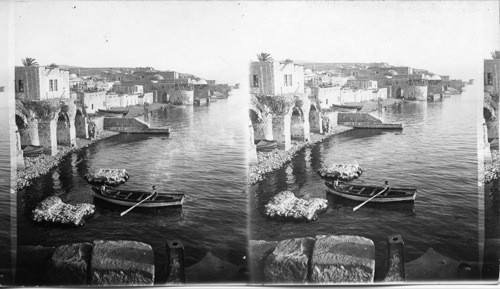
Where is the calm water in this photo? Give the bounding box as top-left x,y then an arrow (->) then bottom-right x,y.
0,107 -> 13,284
17,91 -> 248,283
250,86 -> 485,280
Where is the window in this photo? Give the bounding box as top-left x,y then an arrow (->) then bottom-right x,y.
284,74 -> 292,86
326,99 -> 328,105
54,80 -> 58,91
49,80 -> 53,91
487,73 -> 493,85
17,80 -> 24,92
252,75 -> 259,87
91,104 -> 94,110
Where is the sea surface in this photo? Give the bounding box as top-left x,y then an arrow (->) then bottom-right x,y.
17,91 -> 249,283
250,85 -> 490,280
0,107 -> 13,284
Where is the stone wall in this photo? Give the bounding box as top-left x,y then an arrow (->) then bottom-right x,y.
338,112 -> 382,124
250,61 -> 275,95
250,235 -> 375,284
485,59 -> 500,95
17,240 -> 155,286
104,117 -> 150,131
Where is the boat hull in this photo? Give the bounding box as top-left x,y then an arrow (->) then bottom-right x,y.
325,181 -> 417,203
92,187 -> 184,207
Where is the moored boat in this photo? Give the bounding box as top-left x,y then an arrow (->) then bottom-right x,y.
98,109 -> 129,115
92,187 -> 184,207
21,145 -> 44,157
332,103 -> 363,110
325,181 -> 417,203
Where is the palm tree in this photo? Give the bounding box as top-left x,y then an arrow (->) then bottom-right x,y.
21,57 -> 38,67
283,58 -> 294,63
257,52 -> 273,62
491,50 -> 500,60
48,63 -> 59,68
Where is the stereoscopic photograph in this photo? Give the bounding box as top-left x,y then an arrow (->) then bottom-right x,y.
0,0 -> 499,287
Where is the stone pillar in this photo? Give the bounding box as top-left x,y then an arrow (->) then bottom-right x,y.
39,120 -> 58,156
272,113 -> 291,151
248,119 -> 258,163
253,113 -> 273,141
309,109 -> 323,134
19,118 -> 40,146
14,125 -> 25,171
75,115 -> 89,139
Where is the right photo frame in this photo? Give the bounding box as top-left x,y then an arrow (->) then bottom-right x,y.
246,1 -> 500,285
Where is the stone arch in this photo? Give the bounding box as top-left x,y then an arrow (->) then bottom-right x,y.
250,108 -> 273,141
396,87 -> 403,98
161,92 -> 169,103
75,108 -> 88,139
309,104 -> 322,134
16,111 -> 40,147
291,106 -> 305,140
57,112 -> 73,146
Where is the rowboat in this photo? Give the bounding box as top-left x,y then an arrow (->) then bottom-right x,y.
332,104 -> 363,110
325,181 -> 417,203
98,109 -> 129,115
92,187 -> 185,207
21,145 -> 44,157
254,139 -> 277,152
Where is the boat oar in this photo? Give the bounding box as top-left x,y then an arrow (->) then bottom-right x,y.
120,193 -> 154,217
353,188 -> 388,212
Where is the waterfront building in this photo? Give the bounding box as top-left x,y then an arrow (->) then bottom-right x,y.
484,59 -> 500,95
139,92 -> 154,105
113,83 -> 144,95
250,60 -> 305,96
347,79 -> 378,90
15,66 -> 70,100
76,90 -> 107,113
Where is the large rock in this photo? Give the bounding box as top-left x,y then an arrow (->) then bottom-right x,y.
45,243 -> 93,285
310,235 -> 375,283
32,196 -> 95,226
185,252 -> 239,283
85,168 -> 129,185
264,237 -> 315,283
265,191 -> 328,221
249,240 -> 278,283
90,240 -> 155,285
318,163 -> 362,180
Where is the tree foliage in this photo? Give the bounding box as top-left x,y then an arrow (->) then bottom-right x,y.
491,50 -> 500,60
21,57 -> 38,67
257,53 -> 273,62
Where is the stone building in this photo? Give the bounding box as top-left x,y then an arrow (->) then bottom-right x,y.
113,84 -> 144,95
76,90 -> 107,113
347,79 -> 378,90
250,61 -> 305,96
15,66 -> 70,100
484,59 -> 500,95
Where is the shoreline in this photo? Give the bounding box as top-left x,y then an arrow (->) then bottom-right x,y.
248,125 -> 353,185
16,131 -> 119,191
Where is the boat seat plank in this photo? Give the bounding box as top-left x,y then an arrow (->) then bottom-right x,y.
125,193 -> 133,199
369,189 -> 378,196
357,188 -> 366,194
137,194 -> 144,201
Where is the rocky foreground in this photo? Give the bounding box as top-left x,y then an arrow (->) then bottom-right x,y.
85,168 -> 129,185
318,163 -> 363,180
32,196 -> 95,226
248,126 -> 353,185
17,131 -> 118,190
264,191 -> 328,221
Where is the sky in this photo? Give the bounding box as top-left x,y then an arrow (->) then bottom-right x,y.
6,1 -> 500,88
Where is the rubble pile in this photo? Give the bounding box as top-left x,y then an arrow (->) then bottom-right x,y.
265,191 -> 328,221
32,196 -> 95,226
318,163 -> 362,180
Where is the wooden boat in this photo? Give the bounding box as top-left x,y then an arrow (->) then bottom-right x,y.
341,122 -> 403,129
98,109 -> 129,115
325,181 -> 417,203
332,104 -> 363,110
254,139 -> 277,152
92,187 -> 184,207
21,145 -> 44,157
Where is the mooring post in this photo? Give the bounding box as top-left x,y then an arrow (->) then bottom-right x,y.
166,240 -> 185,284
383,234 -> 405,282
